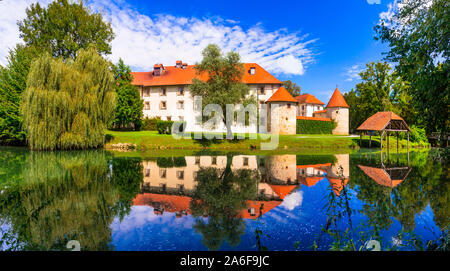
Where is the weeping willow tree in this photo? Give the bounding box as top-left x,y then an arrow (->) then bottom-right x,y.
21,48 -> 116,150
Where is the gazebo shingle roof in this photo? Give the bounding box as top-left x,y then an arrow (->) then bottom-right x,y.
357,111 -> 409,131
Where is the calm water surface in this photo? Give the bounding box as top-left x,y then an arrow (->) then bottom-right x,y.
0,147 -> 448,251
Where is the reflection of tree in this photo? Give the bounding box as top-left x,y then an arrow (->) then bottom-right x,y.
190,155 -> 259,251
111,157 -> 143,220
0,151 -> 142,251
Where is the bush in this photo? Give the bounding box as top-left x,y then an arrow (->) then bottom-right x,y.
156,157 -> 187,168
296,119 -> 336,134
156,120 -> 186,135
142,117 -> 160,131
409,125 -> 427,143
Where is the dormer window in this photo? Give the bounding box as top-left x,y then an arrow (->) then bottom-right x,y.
176,60 -> 182,68
182,63 -> 187,69
250,67 -> 256,75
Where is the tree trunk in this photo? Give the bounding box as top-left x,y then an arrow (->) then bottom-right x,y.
225,121 -> 233,140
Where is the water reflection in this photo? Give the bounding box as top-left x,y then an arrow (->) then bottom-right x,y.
0,148 -> 447,251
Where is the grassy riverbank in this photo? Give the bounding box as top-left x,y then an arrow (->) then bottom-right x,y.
105,130 -> 357,153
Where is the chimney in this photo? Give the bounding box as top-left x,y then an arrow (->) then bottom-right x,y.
176,60 -> 182,68
153,64 -> 164,76
182,63 -> 188,69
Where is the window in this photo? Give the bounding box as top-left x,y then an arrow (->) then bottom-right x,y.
177,170 -> 184,180
178,184 -> 185,193
177,101 -> 184,109
144,88 -> 150,97
259,86 -> 265,95
160,169 -> 167,178
160,101 -> 167,110
167,116 -> 171,121
250,67 -> 255,75
161,88 -> 166,96
161,183 -> 167,191
212,156 -> 217,165
287,103 -> 291,109
302,105 -> 305,110
195,156 -> 200,165
178,87 -> 184,96
144,101 -> 150,110
243,157 -> 249,166
145,168 -> 150,177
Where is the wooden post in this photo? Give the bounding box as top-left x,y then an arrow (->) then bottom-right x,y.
396,131 -> 399,153
407,131 -> 409,153
360,132 -> 362,147
380,130 -> 384,151
387,131 -> 390,162
369,133 -> 372,148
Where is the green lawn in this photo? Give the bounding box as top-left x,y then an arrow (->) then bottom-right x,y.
105,130 -> 359,153
104,130 -> 429,155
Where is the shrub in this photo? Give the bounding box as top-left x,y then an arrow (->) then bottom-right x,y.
296,119 -> 336,134
142,117 -> 160,131
409,125 -> 427,143
156,120 -> 186,135
156,157 -> 187,168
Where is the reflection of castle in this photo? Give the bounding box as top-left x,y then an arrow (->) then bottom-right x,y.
133,154 -> 351,218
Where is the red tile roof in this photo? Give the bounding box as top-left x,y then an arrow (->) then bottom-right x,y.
240,200 -> 282,219
328,178 -> 349,196
131,63 -> 281,86
266,87 -> 298,102
296,116 -> 331,122
358,165 -> 405,188
356,111 -> 409,131
133,193 -> 192,215
326,88 -> 349,108
269,185 -> 297,199
300,176 -> 324,187
295,94 -> 325,105
314,109 -> 327,114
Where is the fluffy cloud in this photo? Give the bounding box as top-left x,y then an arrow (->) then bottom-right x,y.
90,0 -> 316,75
0,0 -> 317,75
280,191 -> 303,211
344,64 -> 364,82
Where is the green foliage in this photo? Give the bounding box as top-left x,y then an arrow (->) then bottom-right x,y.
409,125 -> 427,143
21,48 -> 117,150
296,154 -> 337,166
345,62 -> 417,132
111,59 -> 143,131
189,44 -> 255,137
142,117 -> 160,131
156,120 -> 175,134
18,0 -> 114,59
0,45 -> 38,145
296,119 -> 336,134
156,157 -> 187,168
375,0 -> 449,140
282,80 -> 301,97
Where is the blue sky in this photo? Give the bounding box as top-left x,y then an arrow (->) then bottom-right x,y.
0,0 -> 397,103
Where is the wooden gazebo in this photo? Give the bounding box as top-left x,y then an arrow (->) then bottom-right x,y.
357,112 -> 410,151
358,164 -> 411,188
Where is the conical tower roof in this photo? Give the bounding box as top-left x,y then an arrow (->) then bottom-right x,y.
326,88 -> 349,108
266,87 -> 298,103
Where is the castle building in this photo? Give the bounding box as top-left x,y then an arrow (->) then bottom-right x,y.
131,62 -> 349,135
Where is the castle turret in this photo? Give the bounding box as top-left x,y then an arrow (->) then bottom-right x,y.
266,87 -> 297,135
326,88 -> 349,135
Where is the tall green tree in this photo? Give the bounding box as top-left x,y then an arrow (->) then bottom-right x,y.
346,61 -> 417,131
282,80 -> 301,97
21,48 -> 117,150
190,44 -> 254,138
0,45 -> 38,145
375,0 -> 449,141
18,0 -> 114,59
111,59 -> 143,130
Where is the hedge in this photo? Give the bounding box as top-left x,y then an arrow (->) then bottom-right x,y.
296,119 -> 336,134
142,117 -> 160,131
156,157 -> 187,168
156,120 -> 187,134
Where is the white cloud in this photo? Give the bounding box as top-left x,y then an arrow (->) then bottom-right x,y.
0,0 -> 316,75
344,64 -> 364,82
90,0 -> 317,75
367,0 -> 381,4
280,190 -> 303,211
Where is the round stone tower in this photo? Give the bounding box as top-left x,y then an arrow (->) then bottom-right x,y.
326,88 -> 349,135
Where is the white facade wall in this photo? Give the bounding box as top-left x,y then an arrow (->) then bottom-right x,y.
139,83 -> 282,134
297,103 -> 323,117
